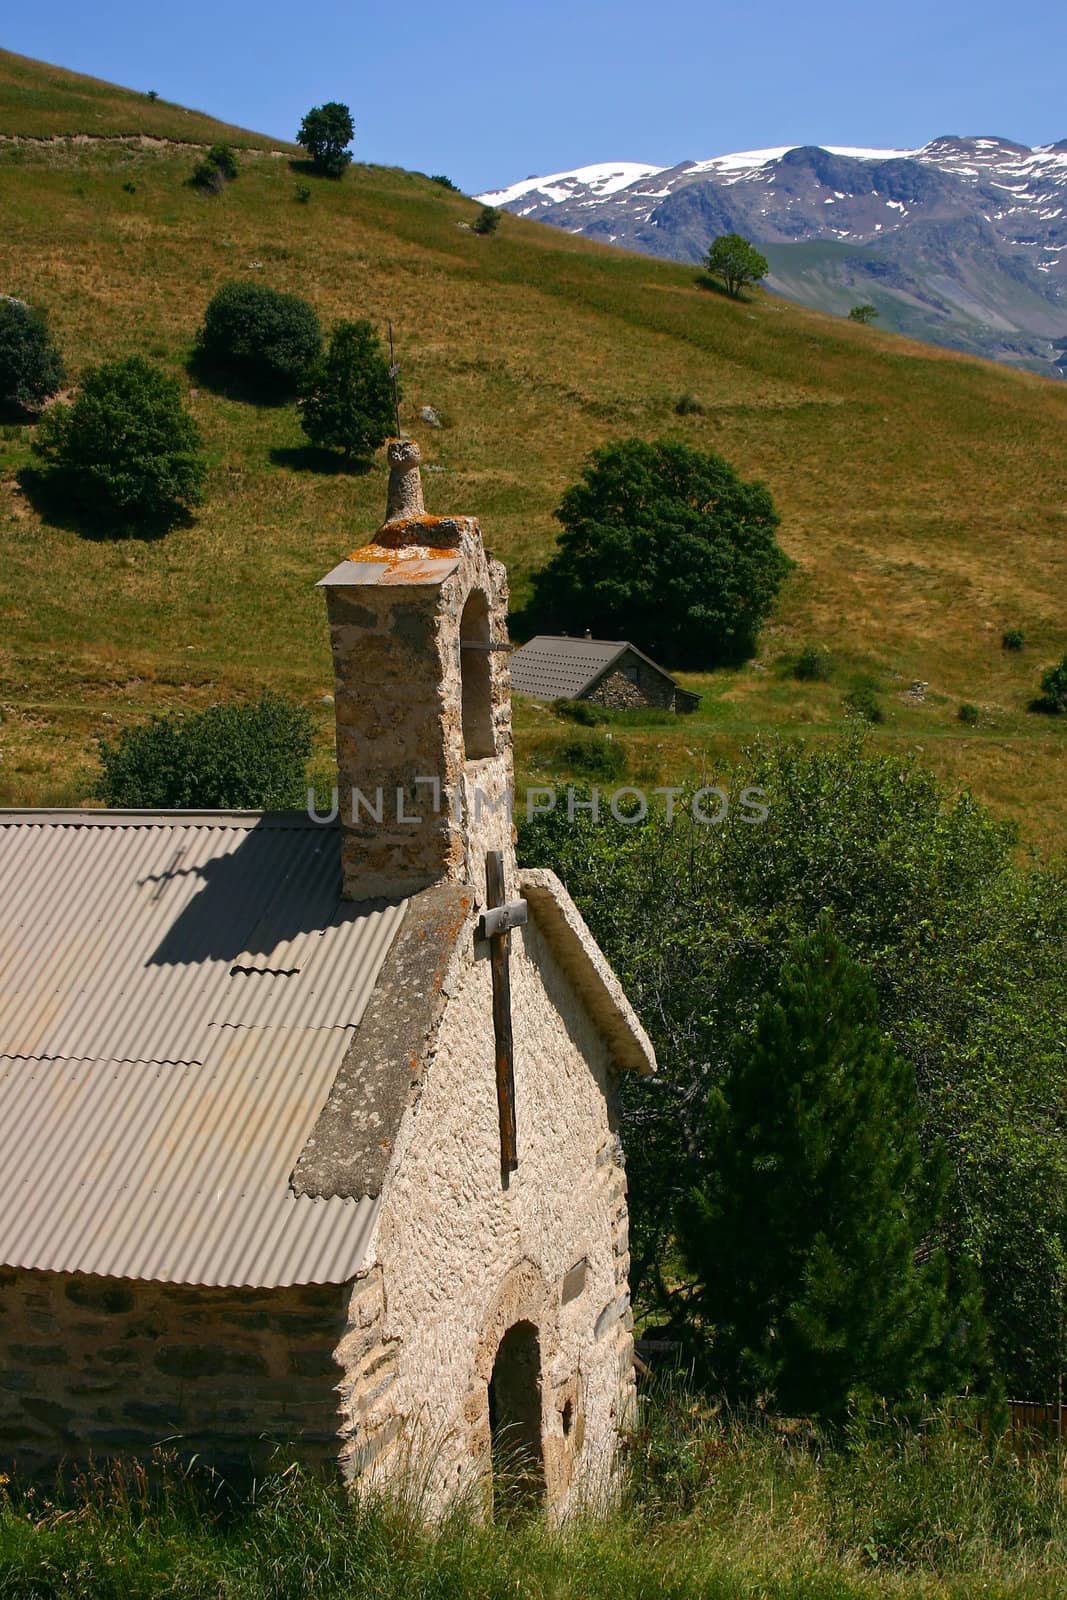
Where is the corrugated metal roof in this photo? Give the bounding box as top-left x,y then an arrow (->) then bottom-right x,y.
0,813 -> 407,1287
509,636 -> 629,700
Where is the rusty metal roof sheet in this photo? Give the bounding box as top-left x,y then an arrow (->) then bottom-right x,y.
0,812 -> 407,1287
509,636 -> 682,701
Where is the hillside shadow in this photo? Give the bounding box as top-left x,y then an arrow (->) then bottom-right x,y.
186,350 -> 297,407
695,273 -> 750,302
269,445 -> 373,476
17,465 -> 191,541
0,399 -> 37,427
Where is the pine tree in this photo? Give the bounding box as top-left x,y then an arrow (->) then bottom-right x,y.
677,917 -> 985,1418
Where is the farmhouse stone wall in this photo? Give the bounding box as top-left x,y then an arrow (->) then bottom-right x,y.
586,654 -> 677,711
360,914 -> 636,1517
0,1271 -> 350,1478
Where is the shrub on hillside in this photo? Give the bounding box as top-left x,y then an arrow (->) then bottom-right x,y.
793,644 -> 832,682
472,205 -> 500,235
431,174 -> 459,191
678,918 -> 986,1416
1033,653 -> 1067,714
519,739 -> 1067,1396
296,102 -> 354,178
552,697 -> 608,727
0,297 -> 64,413
95,691 -> 313,808
550,735 -> 627,782
31,356 -> 205,532
190,144 -> 239,194
297,320 -> 395,462
194,281 -> 322,398
958,702 -> 980,726
843,684 -> 884,723
523,437 -> 791,669
1002,628 -> 1025,652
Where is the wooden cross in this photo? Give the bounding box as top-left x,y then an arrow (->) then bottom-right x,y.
479,851 -> 527,1182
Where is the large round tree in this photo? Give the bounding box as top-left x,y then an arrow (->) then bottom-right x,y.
525,437 -> 791,668
31,356 -> 205,533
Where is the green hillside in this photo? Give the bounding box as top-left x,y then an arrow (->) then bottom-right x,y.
0,48 -> 293,147
1,51 -> 1066,850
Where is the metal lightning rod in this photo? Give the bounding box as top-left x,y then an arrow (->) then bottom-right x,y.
388,322 -> 402,439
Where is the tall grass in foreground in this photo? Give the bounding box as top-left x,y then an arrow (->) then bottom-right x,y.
1,1403 -> 1066,1599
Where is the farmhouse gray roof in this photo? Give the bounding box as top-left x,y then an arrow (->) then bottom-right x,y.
0,811 -> 653,1290
509,635 -> 683,701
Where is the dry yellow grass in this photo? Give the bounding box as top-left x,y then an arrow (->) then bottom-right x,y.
1,51 -> 1065,851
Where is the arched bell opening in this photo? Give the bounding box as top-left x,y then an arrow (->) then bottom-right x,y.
460,589 -> 495,760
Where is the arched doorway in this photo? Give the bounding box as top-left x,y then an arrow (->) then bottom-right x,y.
460,590 -> 495,760
487,1320 -> 545,1518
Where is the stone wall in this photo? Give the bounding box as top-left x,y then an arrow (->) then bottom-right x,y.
0,1272 -> 350,1478
586,653 -> 677,712
359,912 -> 636,1517
323,514 -> 516,903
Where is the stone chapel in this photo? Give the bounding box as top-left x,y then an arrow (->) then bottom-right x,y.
0,440 -> 655,1514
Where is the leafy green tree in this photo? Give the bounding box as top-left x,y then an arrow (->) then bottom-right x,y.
194,281 -> 321,399
704,233 -> 769,298
298,319 -> 395,461
519,739 -> 1067,1397
525,437 -> 791,668
296,102 -> 355,177
677,918 -> 985,1417
848,303 -> 879,324
31,356 -> 205,532
95,691 -> 313,808
0,297 -> 64,413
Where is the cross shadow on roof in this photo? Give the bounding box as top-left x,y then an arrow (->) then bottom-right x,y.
145,814 -> 346,968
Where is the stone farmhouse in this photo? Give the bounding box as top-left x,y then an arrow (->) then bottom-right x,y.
510,635 -> 700,713
0,441 -> 655,1516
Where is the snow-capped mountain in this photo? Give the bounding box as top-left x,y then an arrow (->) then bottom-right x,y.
478,138 -> 1067,374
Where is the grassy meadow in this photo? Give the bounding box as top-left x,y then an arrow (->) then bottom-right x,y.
1,49 -> 1066,850
2,1406 -> 1067,1600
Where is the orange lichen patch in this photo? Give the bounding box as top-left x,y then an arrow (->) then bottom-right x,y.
347,542 -> 460,564
375,514 -> 478,551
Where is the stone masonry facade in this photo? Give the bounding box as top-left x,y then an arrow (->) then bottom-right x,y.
0,1271 -> 354,1477
585,653 -> 678,712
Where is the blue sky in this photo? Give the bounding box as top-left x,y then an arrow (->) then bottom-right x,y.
6,0 -> 1066,195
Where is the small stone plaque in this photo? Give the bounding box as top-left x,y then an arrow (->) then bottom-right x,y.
561,1258 -> 588,1305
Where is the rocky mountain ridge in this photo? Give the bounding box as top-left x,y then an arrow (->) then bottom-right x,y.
479,138 -> 1067,374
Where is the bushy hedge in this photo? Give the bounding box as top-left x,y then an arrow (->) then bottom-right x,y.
194,281 -> 322,398
31,356 -> 205,532
96,692 -> 313,808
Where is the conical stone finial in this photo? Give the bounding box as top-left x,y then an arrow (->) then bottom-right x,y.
384,438 -> 425,523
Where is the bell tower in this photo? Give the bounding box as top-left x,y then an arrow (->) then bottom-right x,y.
318,440 -> 516,903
